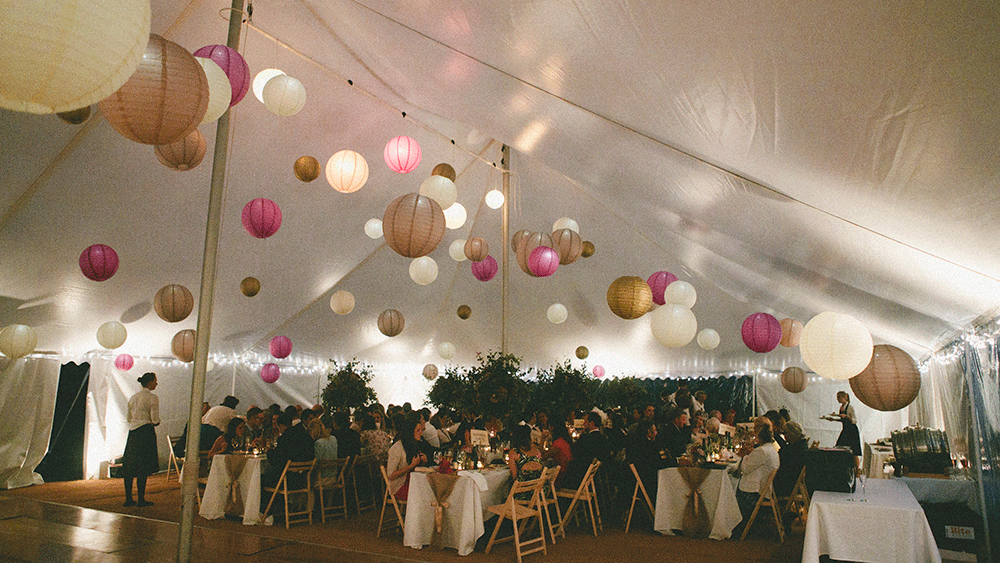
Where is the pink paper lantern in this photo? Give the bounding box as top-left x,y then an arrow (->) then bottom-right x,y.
593,365 -> 605,378
647,271 -> 678,306
528,246 -> 560,277
270,335 -> 292,359
383,135 -> 421,173
742,312 -> 782,353
261,363 -> 280,383
192,45 -> 250,106
471,255 -> 498,282
79,244 -> 119,281
242,198 -> 282,238
114,353 -> 134,371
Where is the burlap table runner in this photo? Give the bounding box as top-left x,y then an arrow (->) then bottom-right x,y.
678,466 -> 711,538
427,472 -> 460,550
223,455 -> 249,515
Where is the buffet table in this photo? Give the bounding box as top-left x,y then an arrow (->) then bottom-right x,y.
653,467 -> 742,540
863,442 -> 895,479
198,454 -> 266,525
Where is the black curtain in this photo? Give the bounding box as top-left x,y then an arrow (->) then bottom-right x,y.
36,362 -> 90,482
636,376 -> 754,421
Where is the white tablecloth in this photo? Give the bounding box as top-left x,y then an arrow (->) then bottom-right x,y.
893,476 -> 980,514
653,467 -> 742,540
863,443 -> 894,479
198,454 -> 265,525
404,468 -> 511,556
803,479 -> 941,563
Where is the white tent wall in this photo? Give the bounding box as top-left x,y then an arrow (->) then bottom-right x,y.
0,358 -> 58,488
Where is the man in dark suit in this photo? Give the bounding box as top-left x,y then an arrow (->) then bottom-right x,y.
261,411 -> 315,503
563,411 -> 609,489
332,410 -> 362,458
658,407 -> 691,459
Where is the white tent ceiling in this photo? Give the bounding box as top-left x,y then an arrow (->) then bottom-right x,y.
3,0 -> 1000,378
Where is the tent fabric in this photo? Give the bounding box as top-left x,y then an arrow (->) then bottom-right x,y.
0,358 -> 59,488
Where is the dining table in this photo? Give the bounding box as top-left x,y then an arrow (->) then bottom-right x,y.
863,442 -> 895,479
198,453 -> 267,525
653,466 -> 742,540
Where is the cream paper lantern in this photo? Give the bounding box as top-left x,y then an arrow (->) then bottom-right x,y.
419,175 -> 457,210
650,304 -> 698,348
697,328 -> 720,350
663,280 -> 697,309
409,256 -> 438,285
0,324 -> 37,358
485,190 -> 505,209
422,364 -> 438,380
449,239 -> 468,262
552,217 -> 580,234
96,321 -> 127,349
547,303 -> 568,324
330,290 -> 355,315
364,218 -> 383,239
262,74 -> 306,116
1,0 -> 151,114
444,202 -> 467,229
195,56 -> 231,124
252,69 -> 285,103
799,312 -> 873,380
326,150 -> 369,193
438,341 -> 456,360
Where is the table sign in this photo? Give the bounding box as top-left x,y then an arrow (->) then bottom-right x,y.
470,429 -> 490,446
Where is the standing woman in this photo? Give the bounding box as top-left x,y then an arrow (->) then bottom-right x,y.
832,390 -> 861,456
122,372 -> 160,507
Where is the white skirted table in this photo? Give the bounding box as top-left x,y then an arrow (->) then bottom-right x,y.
653,467 -> 742,540
803,478 -> 941,563
863,442 -> 895,479
198,454 -> 266,525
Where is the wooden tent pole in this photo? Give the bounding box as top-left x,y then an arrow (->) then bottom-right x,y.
501,145 -> 511,354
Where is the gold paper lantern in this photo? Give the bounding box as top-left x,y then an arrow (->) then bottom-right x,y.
0,324 -> 37,359
377,309 -> 405,337
850,345 -> 921,411
171,329 -> 196,362
100,34 -> 209,145
511,229 -> 532,252
781,366 -> 808,393
294,156 -> 320,182
155,129 -> 206,171
576,346 -> 589,360
325,150 -> 369,193
57,106 -> 91,124
779,318 -> 803,347
581,241 -> 596,258
457,305 -> 472,319
551,228 -> 583,265
607,276 -> 653,320
241,277 -> 260,297
515,231 -> 553,276
382,193 -> 446,258
431,163 -> 456,182
464,237 -> 489,262
154,284 -> 194,322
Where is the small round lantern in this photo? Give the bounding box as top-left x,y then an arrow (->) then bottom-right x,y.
515,232 -> 553,276
79,244 -> 119,281
409,257 -> 439,285
647,271 -> 679,306
261,363 -> 280,383
581,241 -> 596,258
192,44 -> 250,106
779,318 -> 803,347
471,255 -> 498,282
663,280 -> 697,309
382,193 -> 445,258
378,309 -> 405,337
365,218 -> 383,239
697,328 -> 720,350
551,228 -> 582,265
457,305 -> 472,319
431,163 -> 456,181
330,290 -> 355,315
552,217 -> 580,234
593,365 -> 605,378
529,246 -> 560,277
438,342 -> 456,360
326,150 -> 369,193
419,175 -> 457,209
171,329 -> 196,362
252,69 -> 284,103
449,239 -> 467,261
850,345 -> 921,411
741,313 -> 782,353
384,135 -> 421,173
270,336 -> 292,359
242,198 -> 282,239
443,203 -> 467,230
0,324 -> 37,359
464,237 -> 489,262
800,312 -> 873,380
547,303 -> 568,324
485,190 -> 505,209
576,346 -> 589,360
262,74 -> 306,116
606,276 -> 653,320
96,321 -> 127,349
651,304 -> 698,348
154,284 -> 194,322
194,56 -> 229,124
155,129 -> 206,171
511,229 -> 531,251
423,364 -> 438,380
294,156 -> 321,182
241,277 -> 261,297
781,366 -> 808,393
114,353 -> 135,371
57,106 -> 91,124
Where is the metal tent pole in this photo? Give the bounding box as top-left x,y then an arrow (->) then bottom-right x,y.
501,145 -> 511,354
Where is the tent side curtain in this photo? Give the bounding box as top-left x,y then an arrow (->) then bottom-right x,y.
0,358 -> 59,489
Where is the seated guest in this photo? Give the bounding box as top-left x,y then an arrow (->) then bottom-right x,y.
658,407 -> 691,459
729,423 -> 780,537
542,420 -> 573,486
419,408 -> 441,449
332,411 -> 362,457
705,410 -> 723,434
723,408 -> 737,427
386,412 -> 428,501
359,412 -> 392,465
245,407 -> 265,441
429,411 -> 452,448
690,411 -> 709,446
692,390 -> 708,413
208,417 -> 247,458
260,411 -> 315,510
202,396 -> 240,433
563,412 -> 608,489
774,422 -> 807,497
764,410 -> 787,448
507,425 -> 544,499
627,419 -> 675,501
173,421 -> 223,458
605,411 -> 628,458
312,416 -> 339,478
534,409 -> 551,449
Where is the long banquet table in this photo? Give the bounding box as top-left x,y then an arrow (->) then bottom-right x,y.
198,454 -> 266,525
653,466 -> 742,540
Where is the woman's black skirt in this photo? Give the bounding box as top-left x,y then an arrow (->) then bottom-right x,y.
122,424 -> 159,478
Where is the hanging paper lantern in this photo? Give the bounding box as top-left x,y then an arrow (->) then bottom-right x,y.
697,328 -> 720,350
422,364 -> 438,380
547,303 -> 568,324
606,276 -> 653,320
365,218 -> 384,239
325,150 -> 369,193
850,345 -> 921,411
241,277 -> 260,297
449,239 -> 468,262
593,365 -> 605,378
294,156 -> 321,182
154,284 -> 194,322
96,321 -> 127,349
511,229 -> 532,251
581,241 -> 596,258
576,346 -> 589,360
485,190 -> 505,209
443,203 -> 467,230
270,335 -> 292,359
742,313 -> 782,353
378,309 -> 405,337
114,354 -> 135,372
800,312 -> 873,380
252,69 -> 284,102
330,290 -> 355,315
663,280 -> 697,309
242,198 -> 282,238
0,324 -> 37,358
781,366 -> 808,393
457,305 -> 472,320
651,304 -> 698,348
79,244 -> 119,281
194,56 -> 230,124
431,163 -> 456,182
419,175 -> 457,209
262,74 -> 306,116
57,107 -> 91,124
206,359 -> 216,371
551,228 -> 583,265
171,329 -> 196,362
779,318 -> 803,347
261,363 -> 280,383
464,237 -> 489,262
471,255 -> 498,282
552,217 -> 580,234
382,193 -> 445,258
192,45 -> 249,106
529,246 -> 560,277
438,342 -> 456,360
0,0 -> 150,114
647,271 -> 679,306
384,135 -> 421,173
409,256 -> 439,285
515,232 -> 554,276
155,129 -> 206,171
100,34 -> 209,145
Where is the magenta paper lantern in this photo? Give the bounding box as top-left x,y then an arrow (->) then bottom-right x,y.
79,244 -> 119,281
242,198 -> 282,238
261,363 -> 280,383
528,246 -> 560,277
742,312 -> 782,353
593,365 -> 605,378
383,135 -> 421,173
114,354 -> 134,371
471,255 -> 498,282
192,45 -> 250,106
270,335 -> 292,359
647,271 -> 678,306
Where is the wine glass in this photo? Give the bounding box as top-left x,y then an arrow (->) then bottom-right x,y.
857,472 -> 867,501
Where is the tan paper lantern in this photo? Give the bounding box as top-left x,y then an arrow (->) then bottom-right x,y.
171,329 -> 196,362
581,241 -> 596,257
515,231 -> 553,276
800,312 -> 873,380
154,284 -> 194,323
378,309 -> 405,337
96,321 -> 127,349
241,277 -> 260,297
0,324 -> 37,359
1,0 -> 150,114
551,228 -> 583,265
100,34 -> 209,145
431,163 -> 456,182
850,345 -> 921,411
382,193 -> 445,258
457,305 -> 472,320
294,156 -> 320,182
779,318 -> 803,347
511,229 -> 532,252
57,106 -> 91,124
607,276 -> 653,320
423,364 -> 439,380
325,150 -> 369,193
781,366 -> 808,393
195,56 -> 230,124
464,237 -> 489,262
330,290 -> 355,315
155,129 -> 206,171
576,346 -> 589,360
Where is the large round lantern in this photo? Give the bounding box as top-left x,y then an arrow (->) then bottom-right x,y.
551,228 -> 583,265
443,203 -> 467,230
194,56 -> 230,124
449,240 -> 467,261
464,237 -> 489,262
409,257 -> 439,285
697,328 -> 720,350
330,290 -> 355,315
647,271 -> 679,306
0,0 -> 150,114
384,135 -> 421,173
57,106 -> 91,124
781,366 -> 808,393
261,363 -> 280,383
192,45 -> 250,106
581,241 -> 596,258
779,318 -> 803,347
0,325 -> 37,358
423,364 -> 438,380
529,246 -> 560,277
457,305 -> 472,319
378,309 -> 405,337
547,303 -> 568,324
663,280 -> 697,309
365,218 -> 384,239
650,304 -> 698,348
241,277 -> 261,297
552,217 -> 580,234
79,244 -> 119,281
242,198 -> 282,238
606,276 -> 653,320
438,342 -> 456,360
850,345 -> 921,411
576,346 -> 589,360
115,353 -> 135,372
154,284 -> 194,322
270,336 -> 292,359
511,229 -> 532,252
742,313 -> 782,353
171,329 -> 196,362
294,156 -> 321,182
155,129 -> 206,171
96,321 -> 127,349
431,163 -> 456,181
515,232 -> 553,276
382,193 -> 445,258
262,74 -> 306,116
252,69 -> 284,103
471,255 -> 498,282
800,312 -> 873,380
419,175 -> 457,210
100,34 -> 209,145
325,150 -> 369,193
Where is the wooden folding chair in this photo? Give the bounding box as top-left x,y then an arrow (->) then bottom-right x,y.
350,454 -> 379,513
484,468 -> 548,563
538,465 -> 565,543
192,450 -> 211,509
625,463 -> 655,533
314,457 -> 350,522
377,465 -> 406,537
781,466 -> 810,527
166,435 -> 183,482
739,468 -> 784,542
263,459 -> 317,529
556,459 -> 602,536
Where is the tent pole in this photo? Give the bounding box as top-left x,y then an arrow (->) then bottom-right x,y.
176,1 -> 244,561
501,145 -> 511,354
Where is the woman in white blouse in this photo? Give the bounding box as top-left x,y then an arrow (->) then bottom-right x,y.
729,419 -> 780,537
386,413 -> 427,500
122,372 -> 160,507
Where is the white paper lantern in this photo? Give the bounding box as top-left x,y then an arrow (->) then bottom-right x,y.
206,359 -> 216,371
364,218 -> 383,239
0,324 -> 37,358
799,312 -> 873,380
422,364 -> 438,380
697,328 -> 720,350
663,280 -> 697,308
547,303 -> 568,324
409,256 -> 438,285
252,68 -> 285,103
650,304 -> 698,348
438,341 -> 456,360
96,321 -> 127,349
444,203 -> 467,230
329,290 -> 355,315
485,190 -> 505,209
262,74 -> 305,116
419,175 -> 457,210
326,150 -> 369,193
552,217 -> 580,234
449,239 -> 468,262
196,57 -> 231,123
